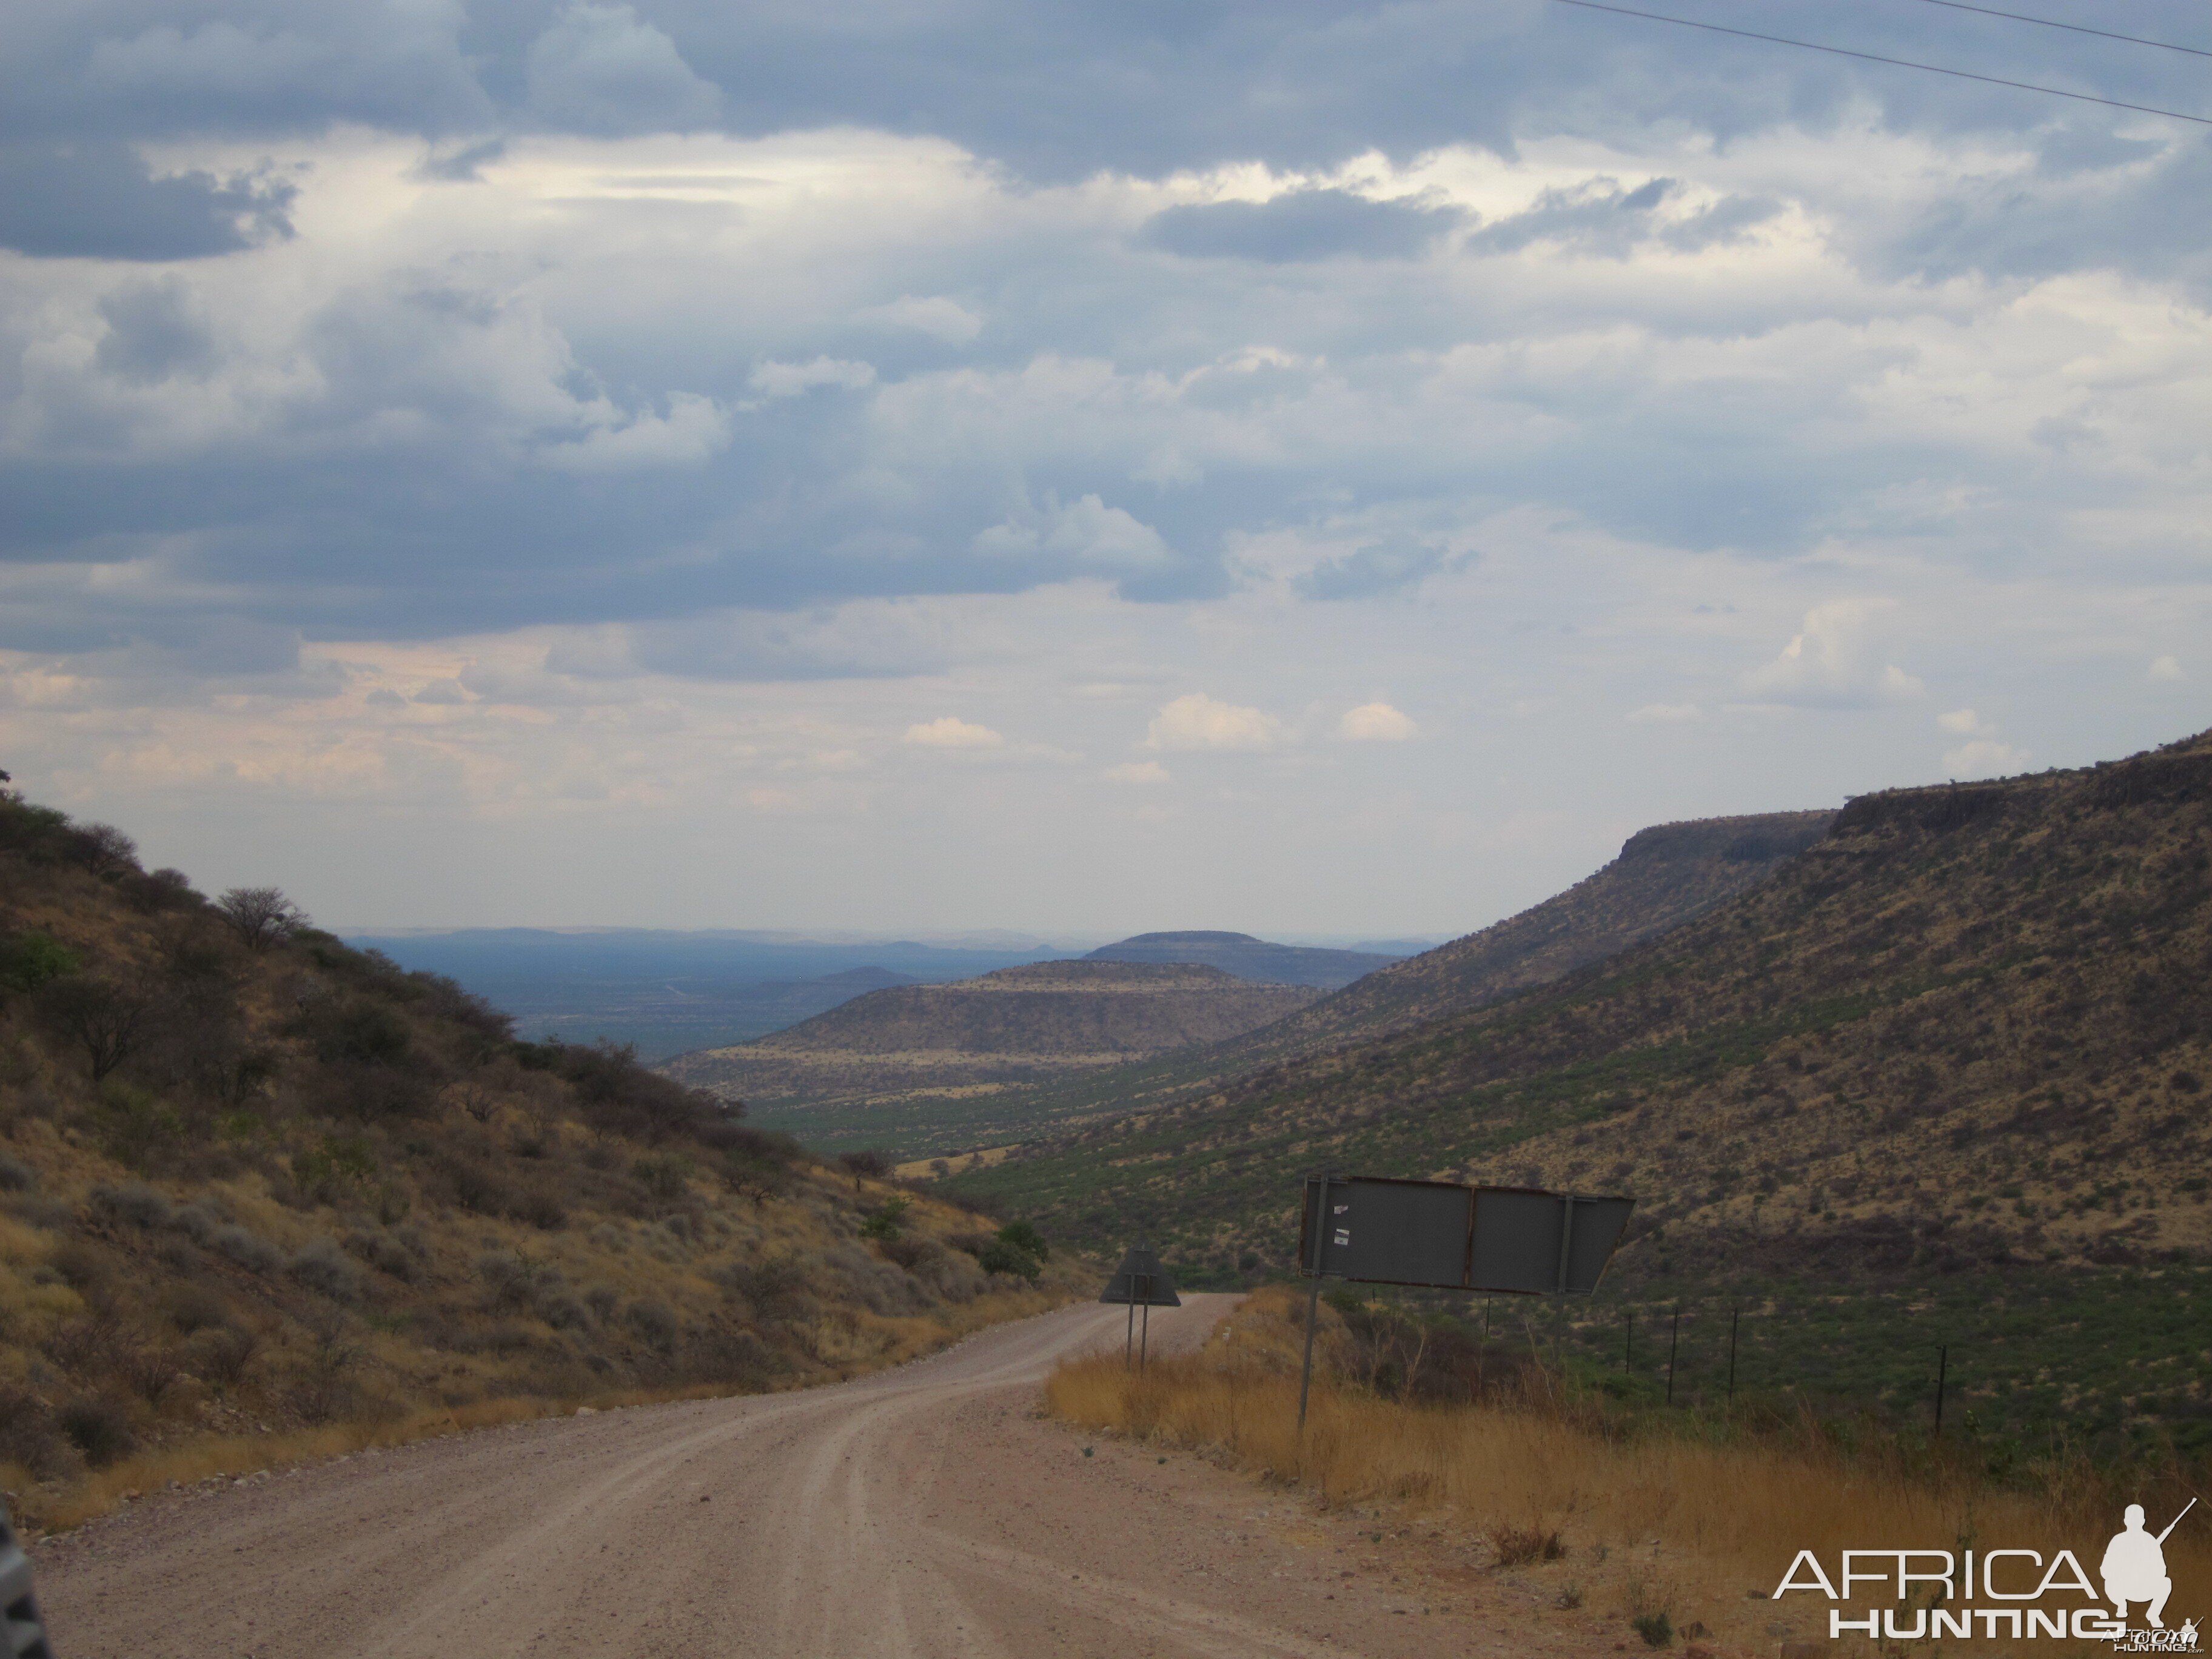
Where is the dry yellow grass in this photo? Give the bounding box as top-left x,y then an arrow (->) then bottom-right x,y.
1047,1288 -> 2208,1653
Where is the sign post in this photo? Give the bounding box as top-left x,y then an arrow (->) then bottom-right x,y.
1099,1244 -> 1181,1370
1293,1171 -> 1635,1430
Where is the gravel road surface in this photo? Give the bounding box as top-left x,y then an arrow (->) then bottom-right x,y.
37,1295 -> 1605,1658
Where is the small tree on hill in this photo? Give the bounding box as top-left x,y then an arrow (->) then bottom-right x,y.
217,886 -> 306,953
38,975 -> 153,1081
838,1149 -> 893,1192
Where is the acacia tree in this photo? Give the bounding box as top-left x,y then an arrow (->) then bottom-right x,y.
75,823 -> 139,876
216,886 -> 306,953
38,975 -> 153,1081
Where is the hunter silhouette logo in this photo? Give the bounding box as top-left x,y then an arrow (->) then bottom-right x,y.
2103,1501 -> 2188,1628
1773,1497 -> 2200,1649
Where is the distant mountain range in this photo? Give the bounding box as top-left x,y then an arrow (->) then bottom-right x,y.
343,930 -> 1065,1059
1083,931 -> 1400,989
799,810 -> 1837,1161
663,960 -> 1321,1114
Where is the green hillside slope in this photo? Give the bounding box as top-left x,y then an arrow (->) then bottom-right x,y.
954,734 -> 2212,1452
0,788 -> 1073,1531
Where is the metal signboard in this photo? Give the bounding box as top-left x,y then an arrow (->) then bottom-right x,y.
1297,1175 -> 1632,1295
1098,1245 -> 1181,1307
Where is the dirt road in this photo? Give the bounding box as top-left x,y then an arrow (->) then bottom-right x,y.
38,1296 -> 1604,1658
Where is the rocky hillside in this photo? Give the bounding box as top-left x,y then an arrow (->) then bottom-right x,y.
0,786 -> 1071,1532
1257,811 -> 1835,1050
959,734 -> 2212,1282
664,961 -> 1319,1113
1083,931 -> 1400,989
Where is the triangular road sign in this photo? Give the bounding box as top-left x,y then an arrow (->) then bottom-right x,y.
1098,1245 -> 1181,1306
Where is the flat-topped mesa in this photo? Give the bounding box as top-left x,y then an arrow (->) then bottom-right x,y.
934,961 -> 1264,994
663,955 -> 1324,1107
1084,931 -> 1399,989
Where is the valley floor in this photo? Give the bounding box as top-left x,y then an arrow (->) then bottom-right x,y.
35,1295 -> 1621,1659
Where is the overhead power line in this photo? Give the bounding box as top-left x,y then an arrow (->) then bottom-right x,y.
1906,0 -> 2212,62
1550,0 -> 2212,127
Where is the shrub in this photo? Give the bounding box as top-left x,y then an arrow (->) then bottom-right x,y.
0,1389 -> 71,1479
347,1229 -> 419,1281
212,1224 -> 284,1276
170,1201 -> 222,1245
632,1152 -> 694,1200
713,1256 -> 813,1321
995,1220 -> 1049,1261
288,1238 -> 364,1301
859,1197 -> 911,1241
478,1250 -> 560,1313
506,1185 -> 561,1238
0,932 -> 78,995
126,867 -> 198,913
189,1324 -> 258,1388
0,1153 -> 36,1193
120,1346 -> 184,1406
1631,1611 -> 1673,1649
88,1082 -> 185,1170
58,1398 -> 134,1468
626,1298 -> 680,1353
90,1181 -> 175,1230
561,1041 -> 707,1143
308,1001 -> 412,1068
584,1285 -> 621,1322
1489,1523 -> 1565,1566
164,1283 -> 229,1333
977,1239 -> 1042,1282
538,1293 -> 592,1330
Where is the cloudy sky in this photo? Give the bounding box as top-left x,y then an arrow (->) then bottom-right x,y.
4,0 -> 2209,936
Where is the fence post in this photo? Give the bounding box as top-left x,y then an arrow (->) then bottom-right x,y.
1666,1305 -> 1680,1406
1933,1344 -> 1948,1440
1726,1304 -> 1740,1408
1624,1309 -> 1633,1375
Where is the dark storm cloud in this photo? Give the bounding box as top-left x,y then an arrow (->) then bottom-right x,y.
0,143 -> 295,260
1142,189 -> 1463,263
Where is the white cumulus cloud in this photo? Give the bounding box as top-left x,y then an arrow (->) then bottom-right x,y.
524,2 -> 720,135
749,357 -> 877,398
2150,655 -> 2185,683
856,295 -> 984,343
1627,702 -> 1700,725
1339,701 -> 1415,741
1937,707 -> 1992,737
904,716 -> 1003,748
973,494 -> 1172,574
1943,739 -> 2029,779
540,392 -> 729,471
1104,760 -> 1170,783
1741,600 -> 1924,708
1145,692 -> 1279,752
